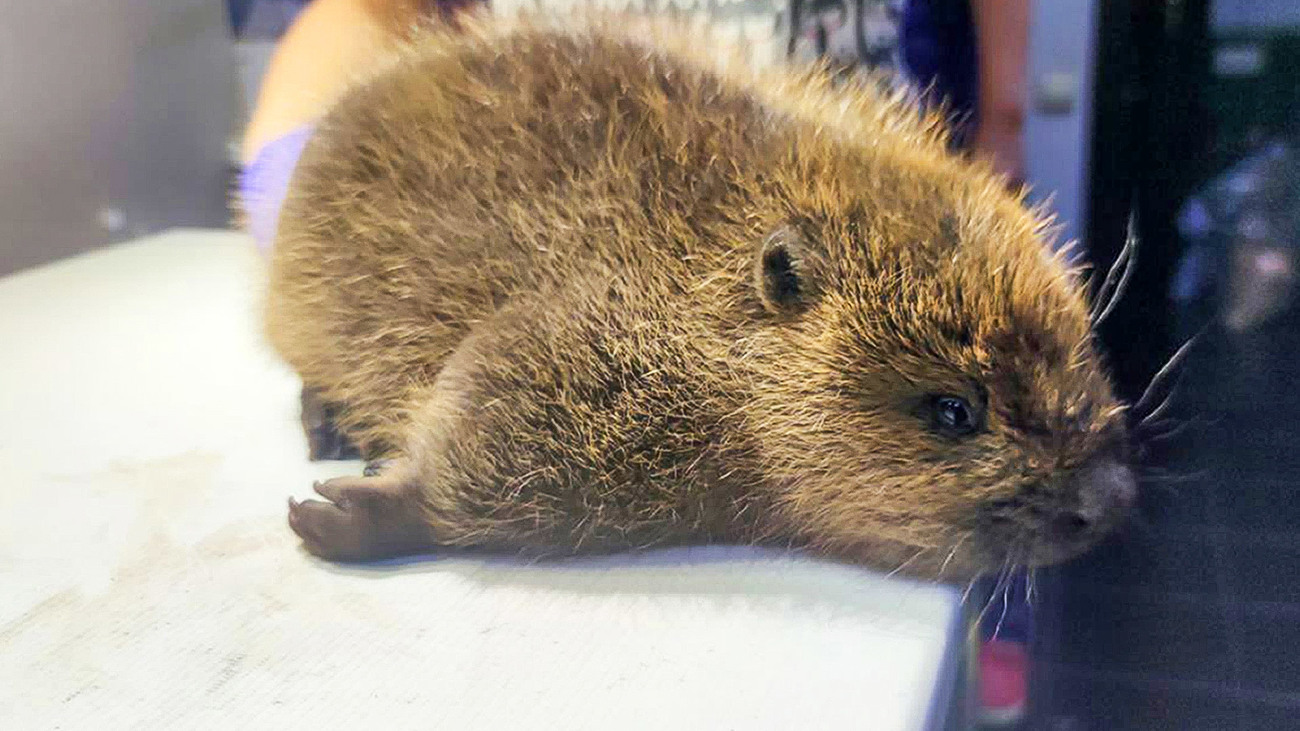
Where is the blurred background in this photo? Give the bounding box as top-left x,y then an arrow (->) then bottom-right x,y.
2,0 -> 1298,728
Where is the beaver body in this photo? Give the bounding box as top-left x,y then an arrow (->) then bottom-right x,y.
266,19 -> 1135,580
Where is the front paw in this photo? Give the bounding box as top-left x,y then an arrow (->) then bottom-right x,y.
288,475 -> 436,562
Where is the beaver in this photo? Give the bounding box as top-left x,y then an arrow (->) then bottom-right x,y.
263,16 -> 1136,582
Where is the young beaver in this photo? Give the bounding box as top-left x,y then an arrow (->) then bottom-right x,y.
265,17 -> 1135,581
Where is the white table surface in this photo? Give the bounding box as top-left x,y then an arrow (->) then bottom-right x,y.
0,229 -> 963,730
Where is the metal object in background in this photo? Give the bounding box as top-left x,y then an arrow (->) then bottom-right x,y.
1033,71 -> 1079,115
1023,0 -> 1100,255
0,0 -> 238,276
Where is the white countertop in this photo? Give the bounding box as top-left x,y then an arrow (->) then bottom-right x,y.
0,229 -> 963,730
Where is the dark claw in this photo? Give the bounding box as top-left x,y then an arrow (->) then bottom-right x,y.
301,387 -> 363,462
364,459 -> 394,477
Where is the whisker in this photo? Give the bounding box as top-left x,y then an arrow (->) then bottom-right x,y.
1089,223 -> 1132,322
1138,466 -> 1211,484
1137,380 -> 1183,427
885,546 -> 929,579
936,532 -> 971,583
1133,334 -> 1202,417
1134,477 -> 1197,501
975,558 -> 1014,629
993,572 -> 1014,639
1136,481 -> 1182,501
1137,415 -> 1190,437
1139,418 -> 1200,444
1090,207 -> 1139,326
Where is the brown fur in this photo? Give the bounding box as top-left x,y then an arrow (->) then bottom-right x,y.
262,17 -> 1133,580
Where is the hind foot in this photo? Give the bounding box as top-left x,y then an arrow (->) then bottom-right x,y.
288,470 -> 436,562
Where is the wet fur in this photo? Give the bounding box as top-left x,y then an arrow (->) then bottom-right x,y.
262,17 -> 1127,579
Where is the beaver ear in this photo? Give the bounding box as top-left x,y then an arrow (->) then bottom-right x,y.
755,226 -> 820,314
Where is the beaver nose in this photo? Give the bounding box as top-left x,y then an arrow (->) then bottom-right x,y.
1055,460 -> 1136,540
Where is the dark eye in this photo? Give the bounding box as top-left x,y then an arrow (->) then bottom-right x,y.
932,396 -> 978,436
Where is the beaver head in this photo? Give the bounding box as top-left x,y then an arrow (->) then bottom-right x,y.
741,152 -> 1134,578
